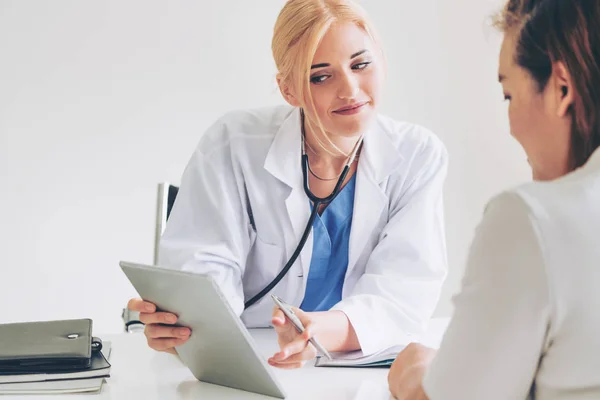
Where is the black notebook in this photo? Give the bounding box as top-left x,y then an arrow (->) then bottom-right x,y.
0,344 -> 111,384
0,319 -> 101,374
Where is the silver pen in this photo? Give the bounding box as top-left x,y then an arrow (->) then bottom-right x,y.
271,295 -> 333,360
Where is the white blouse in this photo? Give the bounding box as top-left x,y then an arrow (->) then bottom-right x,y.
424,148 -> 600,399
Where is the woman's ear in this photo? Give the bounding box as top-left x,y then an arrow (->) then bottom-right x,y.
277,76 -> 301,107
552,61 -> 575,118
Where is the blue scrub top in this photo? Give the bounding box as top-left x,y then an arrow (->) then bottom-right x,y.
300,174 -> 356,312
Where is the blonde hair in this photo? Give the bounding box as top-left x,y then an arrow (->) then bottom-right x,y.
272,0 -> 383,157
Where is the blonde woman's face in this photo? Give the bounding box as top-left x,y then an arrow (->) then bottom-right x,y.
301,22 -> 384,137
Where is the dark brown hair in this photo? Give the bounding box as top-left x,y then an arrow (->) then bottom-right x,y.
494,0 -> 600,170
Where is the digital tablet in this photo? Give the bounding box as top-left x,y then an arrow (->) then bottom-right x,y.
119,261 -> 286,399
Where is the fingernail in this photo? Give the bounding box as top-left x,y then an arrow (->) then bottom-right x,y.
167,315 -> 177,323
178,328 -> 189,336
145,304 -> 154,312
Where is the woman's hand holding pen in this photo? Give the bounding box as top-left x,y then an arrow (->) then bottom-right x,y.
269,306 -> 318,369
269,305 -> 361,369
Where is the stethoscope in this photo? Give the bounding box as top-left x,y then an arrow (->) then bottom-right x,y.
244,109 -> 364,309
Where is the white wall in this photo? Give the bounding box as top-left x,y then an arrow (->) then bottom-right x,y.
0,0 -> 530,334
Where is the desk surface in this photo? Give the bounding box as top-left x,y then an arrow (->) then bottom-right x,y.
4,319 -> 449,400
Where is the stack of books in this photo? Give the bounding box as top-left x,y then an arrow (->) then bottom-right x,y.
0,319 -> 111,395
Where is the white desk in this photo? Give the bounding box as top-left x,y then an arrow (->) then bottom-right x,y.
4,319 -> 449,400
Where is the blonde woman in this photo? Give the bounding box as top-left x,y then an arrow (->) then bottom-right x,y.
128,0 -> 448,369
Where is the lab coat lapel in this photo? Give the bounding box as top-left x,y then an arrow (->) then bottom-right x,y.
347,122 -> 404,276
263,108 -> 313,300
285,184 -> 313,288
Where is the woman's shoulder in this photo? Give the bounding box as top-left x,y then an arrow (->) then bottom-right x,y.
488,166 -> 596,228
482,190 -> 534,224
195,105 -> 294,155
479,181 -> 575,257
371,114 -> 448,186
375,113 -> 448,163
480,184 -> 550,239
216,104 -> 294,132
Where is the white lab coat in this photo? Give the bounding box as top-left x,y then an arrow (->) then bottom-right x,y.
159,105 -> 448,355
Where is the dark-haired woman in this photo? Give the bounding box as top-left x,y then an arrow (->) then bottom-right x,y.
388,0 -> 600,398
